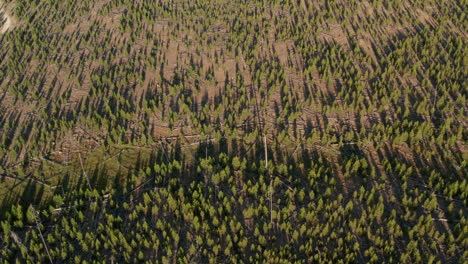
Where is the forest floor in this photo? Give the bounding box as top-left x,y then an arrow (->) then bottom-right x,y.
0,1 -> 14,34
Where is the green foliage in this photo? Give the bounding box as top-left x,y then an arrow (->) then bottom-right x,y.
0,0 -> 466,263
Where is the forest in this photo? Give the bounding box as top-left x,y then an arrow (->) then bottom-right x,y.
0,0 -> 466,263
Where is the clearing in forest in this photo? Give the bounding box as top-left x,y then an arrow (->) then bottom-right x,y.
0,1 -> 14,34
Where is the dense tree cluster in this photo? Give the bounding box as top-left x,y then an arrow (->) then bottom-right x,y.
1,145 -> 466,263
0,0 -> 466,263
